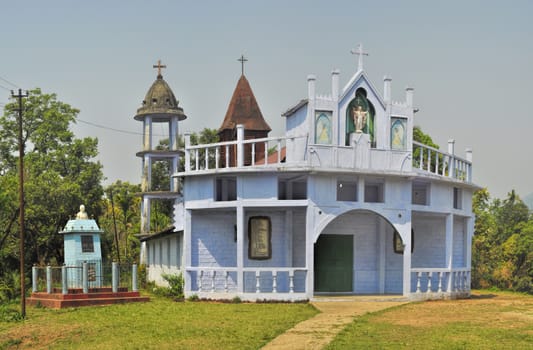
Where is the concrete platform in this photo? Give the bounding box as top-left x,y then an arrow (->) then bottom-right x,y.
27,287 -> 150,308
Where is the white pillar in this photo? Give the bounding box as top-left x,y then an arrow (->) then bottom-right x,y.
378,217 -> 386,294
171,157 -> 179,192
141,197 -> 150,233
465,217 -> 473,270
236,205 -> 244,293
448,139 -> 455,178
305,206 -> 315,299
445,214 -> 454,292
307,75 -> 316,101
184,209 -> 192,293
169,117 -> 178,151
400,220 -> 412,296
236,124 -> 244,168
184,132 -> 191,172
405,87 -> 414,108
285,210 -> 293,267
466,148 -> 473,182
383,76 -> 392,104
143,116 -> 152,151
331,70 -> 340,101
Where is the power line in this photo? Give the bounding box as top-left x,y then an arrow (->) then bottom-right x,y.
76,118 -> 170,137
0,83 -> 11,91
0,75 -> 19,89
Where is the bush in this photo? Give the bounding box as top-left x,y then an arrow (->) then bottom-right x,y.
0,304 -> 24,322
187,294 -> 199,302
151,273 -> 184,299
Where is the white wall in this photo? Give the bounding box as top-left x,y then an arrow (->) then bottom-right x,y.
146,233 -> 182,286
411,215 -> 446,268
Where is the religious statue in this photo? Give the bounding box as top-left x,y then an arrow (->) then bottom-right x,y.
76,205 -> 89,219
351,105 -> 367,133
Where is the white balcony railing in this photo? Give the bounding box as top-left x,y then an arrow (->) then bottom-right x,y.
181,125 -> 472,183
413,141 -> 472,182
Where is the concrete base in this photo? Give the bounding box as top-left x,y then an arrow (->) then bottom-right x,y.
27,287 -> 149,308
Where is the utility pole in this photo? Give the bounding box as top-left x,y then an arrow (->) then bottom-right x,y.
109,190 -> 121,264
12,88 -> 28,318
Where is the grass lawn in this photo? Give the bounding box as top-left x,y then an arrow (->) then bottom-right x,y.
326,290 -> 533,350
0,296 -> 318,349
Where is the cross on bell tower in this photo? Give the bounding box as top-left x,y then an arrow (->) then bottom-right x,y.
350,44 -> 369,72
153,59 -> 167,78
237,54 -> 248,76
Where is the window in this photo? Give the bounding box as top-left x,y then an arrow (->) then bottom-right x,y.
453,187 -> 462,209
215,177 -> 237,201
337,180 -> 357,202
412,182 -> 430,205
278,176 -> 308,200
81,235 -> 94,253
364,181 -> 384,203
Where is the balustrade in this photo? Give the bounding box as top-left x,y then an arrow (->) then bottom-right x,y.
411,268 -> 470,296
187,267 -> 306,295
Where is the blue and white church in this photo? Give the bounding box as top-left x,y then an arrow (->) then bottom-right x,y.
138,46 -> 478,301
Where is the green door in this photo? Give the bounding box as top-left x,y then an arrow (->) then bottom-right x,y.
314,234 -> 353,292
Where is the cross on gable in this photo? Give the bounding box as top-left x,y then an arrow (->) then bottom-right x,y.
350,44 -> 369,72
153,59 -> 167,77
237,54 -> 248,75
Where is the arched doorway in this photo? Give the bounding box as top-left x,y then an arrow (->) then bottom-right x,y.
314,209 -> 403,294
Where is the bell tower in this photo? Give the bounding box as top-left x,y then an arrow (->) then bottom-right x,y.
134,61 -> 187,233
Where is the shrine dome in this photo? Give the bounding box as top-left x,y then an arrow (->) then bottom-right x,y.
134,73 -> 187,121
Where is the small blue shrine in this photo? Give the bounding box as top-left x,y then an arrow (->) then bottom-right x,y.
59,205 -> 103,287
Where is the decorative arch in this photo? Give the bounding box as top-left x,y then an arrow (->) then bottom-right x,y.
313,207 -> 410,244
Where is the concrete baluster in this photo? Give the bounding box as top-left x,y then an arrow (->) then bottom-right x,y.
272,271 -> 277,293
132,264 -> 138,292
111,262 -> 118,293
255,271 -> 260,293
289,271 -> 294,293
83,262 -> 89,294
427,272 -> 432,293
46,265 -> 52,294
224,271 -> 229,293
62,265 -> 68,295
32,265 -> 38,293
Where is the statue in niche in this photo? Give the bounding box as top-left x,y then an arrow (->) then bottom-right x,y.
76,205 -> 89,219
345,89 -> 375,146
351,105 -> 368,133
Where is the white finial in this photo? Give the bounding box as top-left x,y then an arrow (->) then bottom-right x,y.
350,43 -> 368,72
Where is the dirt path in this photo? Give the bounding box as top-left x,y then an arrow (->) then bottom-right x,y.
262,296 -> 408,350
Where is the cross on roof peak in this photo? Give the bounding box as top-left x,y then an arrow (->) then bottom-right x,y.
237,54 -> 248,76
153,59 -> 167,78
350,44 -> 369,72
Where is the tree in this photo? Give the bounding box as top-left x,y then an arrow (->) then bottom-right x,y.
0,88 -> 104,295
472,189 -> 533,293
100,181 -> 141,263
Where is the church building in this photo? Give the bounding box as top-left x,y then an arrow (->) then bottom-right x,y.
139,46 -> 478,301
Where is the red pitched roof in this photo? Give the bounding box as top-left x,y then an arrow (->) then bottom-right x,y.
219,75 -> 271,132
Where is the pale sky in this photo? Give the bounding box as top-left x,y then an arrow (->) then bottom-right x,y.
1,0 -> 532,199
